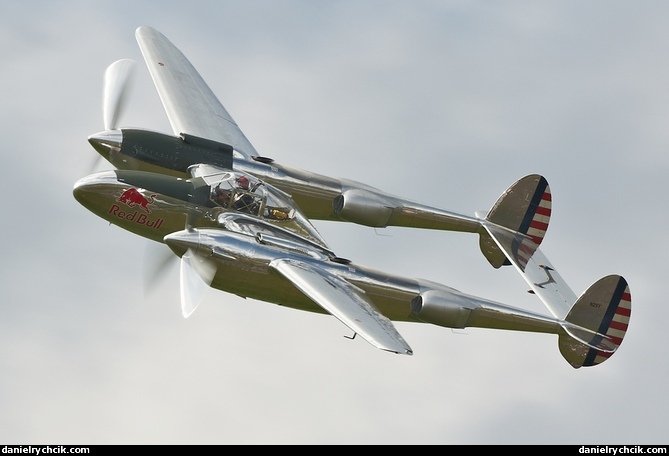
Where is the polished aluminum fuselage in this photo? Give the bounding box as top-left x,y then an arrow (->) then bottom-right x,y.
73,171 -> 419,318
73,170 -> 563,336
73,25 -> 629,365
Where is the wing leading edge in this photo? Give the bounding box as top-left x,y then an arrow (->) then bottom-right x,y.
135,26 -> 258,158
270,258 -> 413,355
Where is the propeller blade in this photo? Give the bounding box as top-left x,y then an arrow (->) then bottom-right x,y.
143,243 -> 178,299
179,248 -> 217,318
103,59 -> 136,130
86,153 -> 105,175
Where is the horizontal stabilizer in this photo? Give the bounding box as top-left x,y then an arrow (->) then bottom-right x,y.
482,221 -> 577,319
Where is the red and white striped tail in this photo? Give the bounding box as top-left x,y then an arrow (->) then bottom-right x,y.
525,185 -> 551,245
559,275 -> 631,368
480,174 -> 551,269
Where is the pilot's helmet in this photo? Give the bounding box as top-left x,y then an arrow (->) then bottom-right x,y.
237,175 -> 250,190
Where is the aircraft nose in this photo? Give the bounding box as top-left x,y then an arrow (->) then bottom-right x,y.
88,130 -> 123,159
72,171 -> 118,208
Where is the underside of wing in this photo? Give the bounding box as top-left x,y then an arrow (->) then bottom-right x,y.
135,26 -> 258,158
269,258 -> 413,355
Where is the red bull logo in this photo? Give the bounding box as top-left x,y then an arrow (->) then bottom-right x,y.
118,188 -> 156,213
108,188 -> 165,230
108,204 -> 165,230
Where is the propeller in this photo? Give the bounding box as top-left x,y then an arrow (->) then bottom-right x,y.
102,59 -> 136,130
179,247 -> 217,318
143,238 -> 217,319
143,242 -> 177,298
144,202 -> 218,318
87,59 -> 136,174
178,205 -> 217,318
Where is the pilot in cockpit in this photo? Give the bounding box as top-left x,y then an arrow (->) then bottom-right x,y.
233,175 -> 259,214
236,175 -> 250,191
213,184 -> 232,207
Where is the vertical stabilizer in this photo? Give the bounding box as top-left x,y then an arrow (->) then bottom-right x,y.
559,275 -> 631,368
479,174 -> 551,268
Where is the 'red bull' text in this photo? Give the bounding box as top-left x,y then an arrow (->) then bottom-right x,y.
108,204 -> 165,229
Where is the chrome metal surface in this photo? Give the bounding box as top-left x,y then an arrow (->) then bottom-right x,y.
73,26 -> 632,367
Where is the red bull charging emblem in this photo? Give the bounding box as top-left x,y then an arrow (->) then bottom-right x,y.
108,188 -> 165,230
118,188 -> 155,213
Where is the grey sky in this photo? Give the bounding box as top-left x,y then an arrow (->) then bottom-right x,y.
0,1 -> 665,444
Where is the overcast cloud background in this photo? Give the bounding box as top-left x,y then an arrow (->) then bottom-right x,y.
1,0 -> 665,445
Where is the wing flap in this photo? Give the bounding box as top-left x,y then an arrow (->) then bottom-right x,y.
270,259 -> 413,355
135,26 -> 258,158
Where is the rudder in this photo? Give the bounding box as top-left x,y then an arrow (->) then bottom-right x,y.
559,275 -> 631,368
479,174 -> 552,268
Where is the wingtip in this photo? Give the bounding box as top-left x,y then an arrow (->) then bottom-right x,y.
135,25 -> 149,36
383,346 -> 413,356
135,25 -> 161,40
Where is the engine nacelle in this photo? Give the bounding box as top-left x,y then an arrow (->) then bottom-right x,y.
410,290 -> 474,328
332,189 -> 396,227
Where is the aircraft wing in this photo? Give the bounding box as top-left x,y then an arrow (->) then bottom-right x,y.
269,258 -> 413,355
135,26 -> 259,158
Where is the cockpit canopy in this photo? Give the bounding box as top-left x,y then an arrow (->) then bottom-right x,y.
187,164 -> 327,247
195,168 -> 294,221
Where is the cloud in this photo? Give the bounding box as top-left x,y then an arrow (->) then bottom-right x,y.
1,1 -> 665,444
